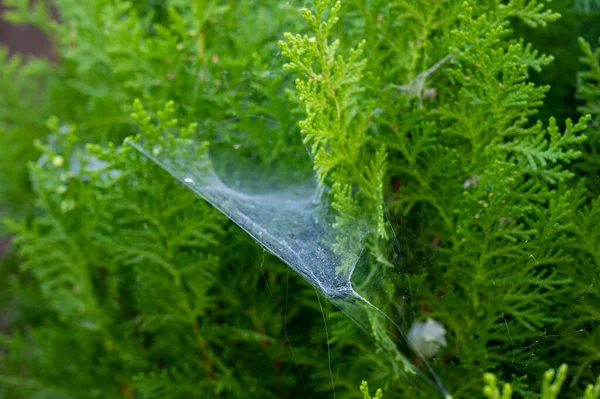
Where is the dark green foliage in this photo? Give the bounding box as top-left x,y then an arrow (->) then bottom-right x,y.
0,0 -> 599,398
577,36 -> 600,172
0,48 -> 52,229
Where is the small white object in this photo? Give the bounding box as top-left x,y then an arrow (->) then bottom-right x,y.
407,318 -> 447,359
52,155 -> 65,168
184,177 -> 194,184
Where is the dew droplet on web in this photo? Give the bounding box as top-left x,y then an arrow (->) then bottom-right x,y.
184,177 -> 194,183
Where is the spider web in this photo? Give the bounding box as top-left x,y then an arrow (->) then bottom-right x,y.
131,134 -> 451,397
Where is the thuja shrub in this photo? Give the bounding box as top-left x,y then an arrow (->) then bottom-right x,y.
0,0 -> 599,398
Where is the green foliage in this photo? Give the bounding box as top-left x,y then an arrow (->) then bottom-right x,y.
483,365 -> 600,399
577,36 -> 600,171
0,47 -> 52,229
279,0 -> 388,241
0,101 -> 330,398
2,104 -> 225,397
0,0 -> 599,398
360,380 -> 384,399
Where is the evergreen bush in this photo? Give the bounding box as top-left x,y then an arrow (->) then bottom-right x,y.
0,0 -> 599,398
